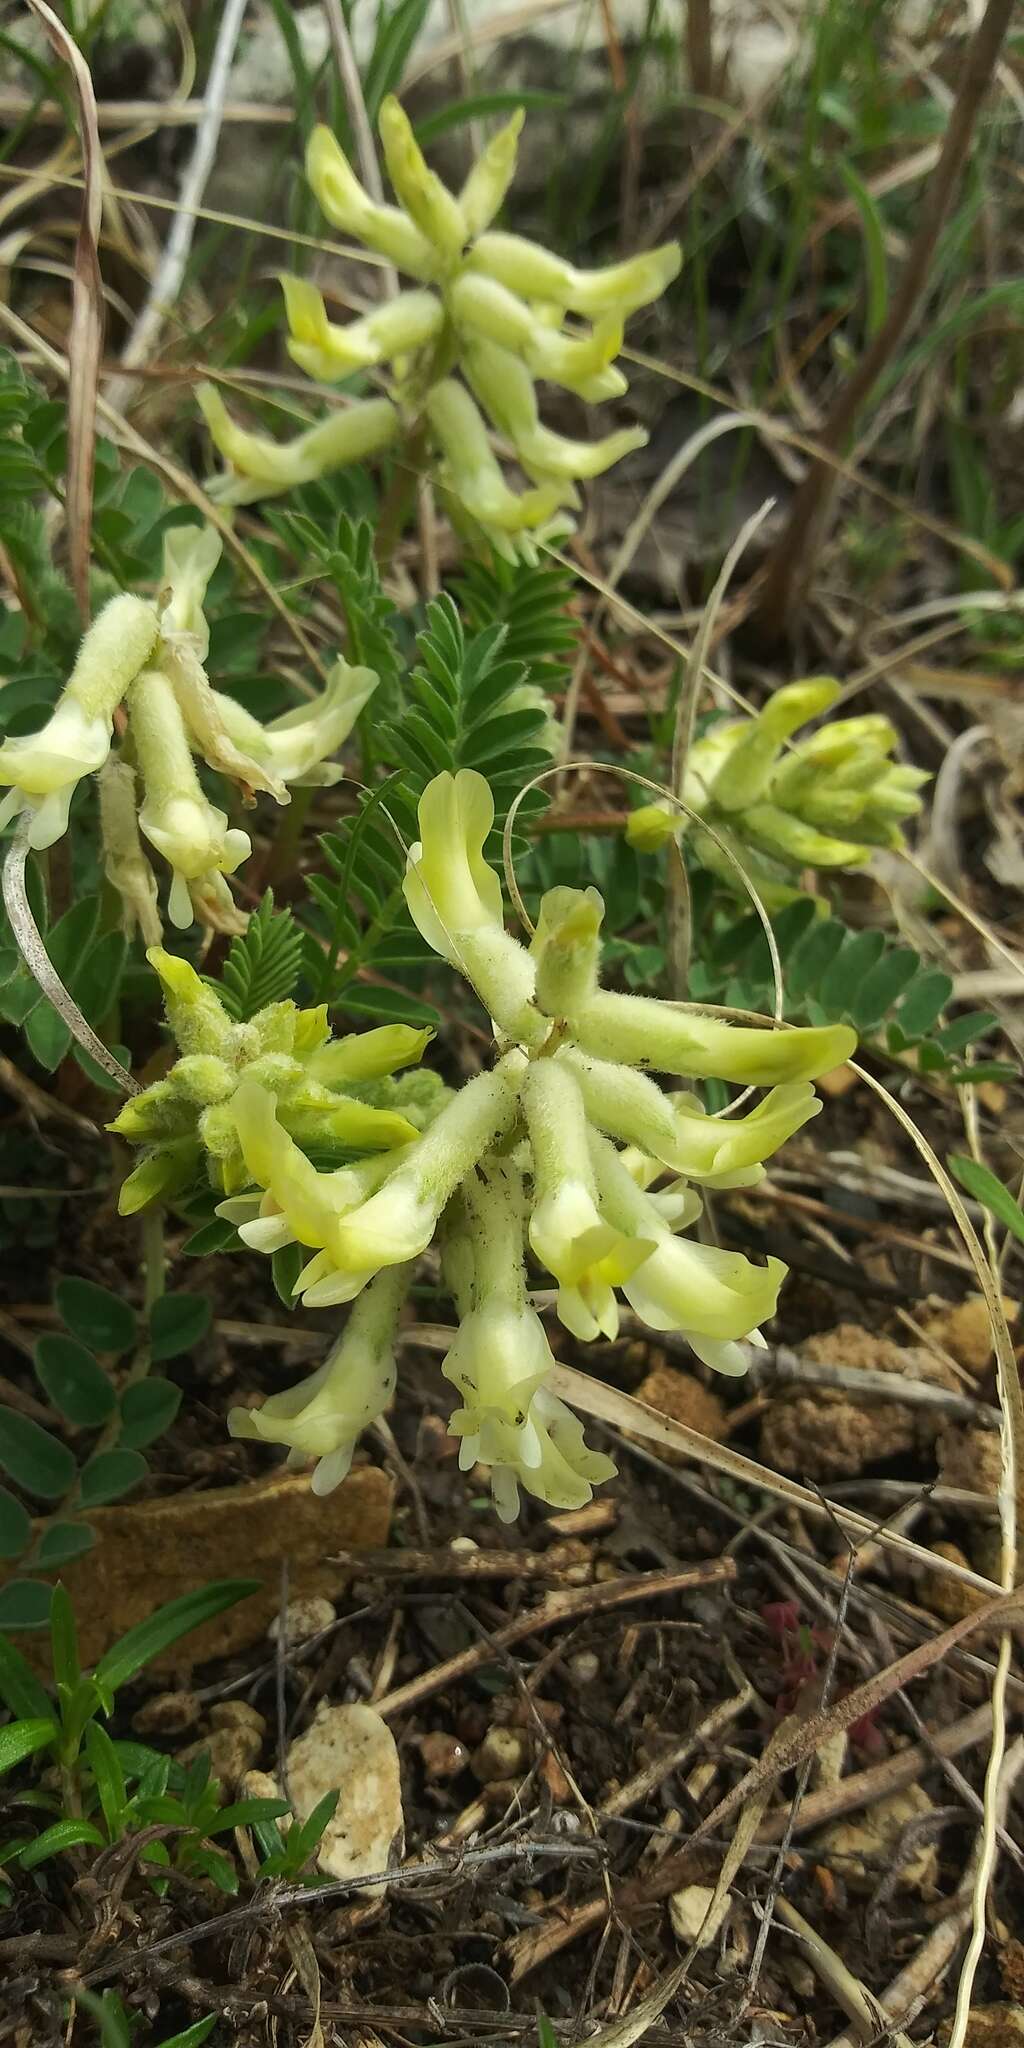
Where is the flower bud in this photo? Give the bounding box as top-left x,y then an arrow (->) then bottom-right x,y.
98,759 -> 162,946
458,109 -> 524,239
159,524 -> 222,653
208,655 -> 379,789
468,231 -> 681,314
117,1139 -> 202,1216
572,989 -> 856,1084
306,125 -> 438,278
0,594 -> 159,848
531,886 -> 604,1019
464,339 -> 646,479
228,1263 -> 408,1494
199,385 -> 399,506
709,680 -> 841,814
425,380 -> 566,535
129,668 -> 251,931
378,96 -> 466,264
281,276 -> 443,381
145,946 -> 236,1058
625,801 -> 676,853
307,1024 -> 432,1086
743,803 -> 867,868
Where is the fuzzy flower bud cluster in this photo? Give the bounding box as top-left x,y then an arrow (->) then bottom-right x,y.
0,526 -> 379,935
225,766 -> 855,1523
108,946 -> 438,1215
628,679 -> 929,900
201,99 -> 680,561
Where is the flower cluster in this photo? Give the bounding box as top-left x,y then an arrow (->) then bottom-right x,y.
108,946 -> 439,1215
0,525 -> 378,934
225,767 -> 855,1521
200,99 -> 680,560
628,678 -> 929,901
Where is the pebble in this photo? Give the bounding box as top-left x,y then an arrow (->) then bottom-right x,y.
669,1883 -> 732,1950
415,1731 -> 470,1781
539,1750 -> 572,1803
178,1704 -> 266,1793
820,1785 -> 937,1893
285,1701 -> 403,1891
470,1727 -> 530,1783
132,1690 -> 201,1738
267,1596 -> 336,1649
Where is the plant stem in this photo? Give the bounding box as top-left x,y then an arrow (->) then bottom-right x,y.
751,0 -> 1015,643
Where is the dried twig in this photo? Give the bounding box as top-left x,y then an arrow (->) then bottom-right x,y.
23,0 -> 103,619
373,1559 -> 735,1720
753,0 -> 1017,635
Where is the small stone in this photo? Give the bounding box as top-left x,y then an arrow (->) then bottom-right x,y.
416,1731 -> 469,1781
819,1785 -> 938,1893
209,1701 -> 266,1737
177,1717 -> 264,1793
471,1728 -> 530,1783
267,1596 -> 336,1648
628,1363 -> 726,1464
568,1651 -> 600,1685
240,1768 -> 281,1806
669,1883 -> 731,1949
923,1540 -> 990,1624
540,1750 -> 572,1803
285,1701 -> 403,1891
132,1690 -> 201,1738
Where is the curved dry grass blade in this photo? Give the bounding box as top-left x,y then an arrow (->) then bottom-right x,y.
2,825 -> 138,1096
23,0 -> 103,623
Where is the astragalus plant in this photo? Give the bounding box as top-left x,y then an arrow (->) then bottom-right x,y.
114,769 -> 857,1522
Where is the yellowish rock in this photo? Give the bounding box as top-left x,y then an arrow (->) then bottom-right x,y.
818,1784 -> 938,1893
285,1702 -> 404,1890
669,1883 -> 732,1949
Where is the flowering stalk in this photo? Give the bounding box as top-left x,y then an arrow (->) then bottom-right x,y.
202,96 -> 681,560
1,522 -> 384,937
223,766 -> 856,1522
628,677 -> 929,893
